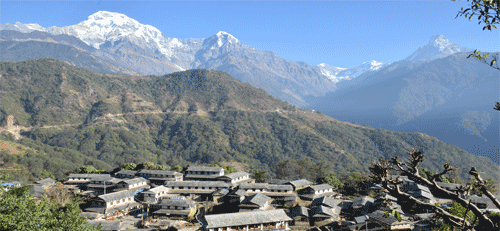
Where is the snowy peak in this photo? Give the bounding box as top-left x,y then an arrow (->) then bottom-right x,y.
429,34 -> 451,50
317,60 -> 389,83
406,34 -> 472,62
85,11 -> 138,26
202,31 -> 240,50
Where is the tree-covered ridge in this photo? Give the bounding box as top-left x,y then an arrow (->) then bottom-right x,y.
0,58 -> 498,184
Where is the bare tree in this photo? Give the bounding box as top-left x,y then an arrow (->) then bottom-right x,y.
369,148 -> 500,230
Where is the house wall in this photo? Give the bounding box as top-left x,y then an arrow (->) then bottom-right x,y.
105,196 -> 135,208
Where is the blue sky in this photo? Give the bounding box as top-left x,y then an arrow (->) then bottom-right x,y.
1,0 -> 499,68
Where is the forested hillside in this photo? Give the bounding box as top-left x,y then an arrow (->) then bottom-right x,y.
0,58 -> 498,183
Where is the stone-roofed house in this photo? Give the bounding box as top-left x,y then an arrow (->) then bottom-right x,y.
86,176 -> 120,195
288,206 -> 310,227
309,205 -> 341,226
351,196 -> 375,215
142,186 -> 169,203
467,195 -> 497,209
137,170 -> 183,185
268,179 -> 288,185
299,184 -> 336,200
165,181 -> 231,201
65,174 -> 110,185
217,171 -> 254,184
152,198 -> 196,219
310,196 -> 341,208
238,193 -> 273,212
184,166 -> 225,181
367,210 -> 413,230
36,178 -> 56,188
402,182 -> 436,204
200,209 -> 292,231
434,182 -> 466,197
114,177 -> 149,192
212,188 -> 230,203
286,179 -> 313,191
87,190 -> 141,215
114,170 -> 137,179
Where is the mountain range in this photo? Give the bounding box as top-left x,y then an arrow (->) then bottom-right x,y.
308,52 -> 499,164
1,11 -> 473,107
0,58 -> 498,183
1,10 -> 496,168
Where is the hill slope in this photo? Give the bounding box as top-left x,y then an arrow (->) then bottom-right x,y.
0,58 -> 498,182
309,53 -> 499,165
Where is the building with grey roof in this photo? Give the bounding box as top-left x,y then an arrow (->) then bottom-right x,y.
142,186 -> 169,203
309,205 -> 341,226
368,210 -> 412,230
217,171 -> 253,184
299,184 -> 336,200
184,166 -> 224,181
137,170 -> 183,184
201,209 -> 292,231
65,174 -> 110,185
114,170 -> 137,179
310,196 -> 341,208
239,193 -> 273,212
36,178 -> 56,187
288,206 -> 310,226
87,190 -> 141,215
286,179 -> 313,191
115,177 -> 149,191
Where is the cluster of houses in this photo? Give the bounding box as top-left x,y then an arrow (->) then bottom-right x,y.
2,168 -> 499,231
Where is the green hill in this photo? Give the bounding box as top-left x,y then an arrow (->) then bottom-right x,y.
0,58 -> 498,182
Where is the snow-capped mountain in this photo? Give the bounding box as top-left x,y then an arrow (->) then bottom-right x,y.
405,34 -> 473,62
317,60 -> 389,83
0,11 -> 336,106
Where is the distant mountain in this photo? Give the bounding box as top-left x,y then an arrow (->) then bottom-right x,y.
317,60 -> 390,83
406,34 -> 473,62
1,58 -> 498,182
309,52 -> 500,164
0,30 -> 139,75
0,11 -> 335,106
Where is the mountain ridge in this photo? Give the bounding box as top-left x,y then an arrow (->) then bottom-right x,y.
1,58 -> 498,183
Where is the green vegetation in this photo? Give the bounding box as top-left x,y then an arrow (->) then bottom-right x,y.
0,186 -> 102,231
0,58 -> 498,184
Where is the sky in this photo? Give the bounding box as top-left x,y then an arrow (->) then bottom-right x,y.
1,0 -> 499,68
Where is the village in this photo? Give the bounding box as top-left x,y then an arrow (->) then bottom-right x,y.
1,166 -> 497,231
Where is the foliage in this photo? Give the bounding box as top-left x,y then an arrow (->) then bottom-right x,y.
223,165 -> 236,174
0,186 -> 101,231
468,177 -> 498,194
252,170 -> 267,183
340,172 -> 372,195
383,209 -> 402,222
1,58 -> 499,183
317,174 -> 344,189
171,165 -> 183,173
120,163 -> 137,170
44,182 -> 78,207
74,165 -> 103,174
431,201 -> 477,230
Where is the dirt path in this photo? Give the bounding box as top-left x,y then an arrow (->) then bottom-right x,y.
1,108 -> 368,140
